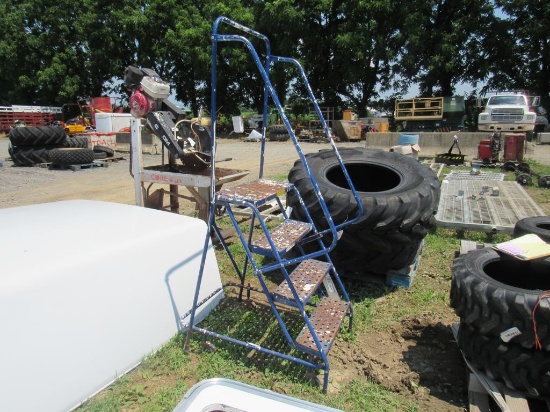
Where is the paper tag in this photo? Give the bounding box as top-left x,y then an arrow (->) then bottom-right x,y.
500,327 -> 521,343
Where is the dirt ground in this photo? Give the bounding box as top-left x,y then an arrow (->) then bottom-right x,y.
2,135 -> 550,411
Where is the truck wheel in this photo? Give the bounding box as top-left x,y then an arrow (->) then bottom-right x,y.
50,148 -> 95,166
450,248 -> 550,350
8,126 -> 67,146
63,136 -> 89,148
457,322 -> 550,397
513,216 -> 550,242
9,145 -> 60,166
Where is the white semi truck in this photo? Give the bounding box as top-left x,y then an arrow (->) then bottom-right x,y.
477,91 -> 540,132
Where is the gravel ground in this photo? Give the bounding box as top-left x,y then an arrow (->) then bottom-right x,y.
2,135 -> 550,212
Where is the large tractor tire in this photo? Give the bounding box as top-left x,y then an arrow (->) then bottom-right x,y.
268,125 -> 291,141
513,216 -> 550,242
9,145 -> 60,166
8,126 -> 67,146
50,148 -> 95,166
63,136 -> 89,148
287,148 -> 439,275
288,148 -> 440,233
451,248 -> 550,350
457,322 -> 550,397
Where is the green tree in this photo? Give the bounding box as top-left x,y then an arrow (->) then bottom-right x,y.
488,1 -> 550,110
398,0 -> 496,97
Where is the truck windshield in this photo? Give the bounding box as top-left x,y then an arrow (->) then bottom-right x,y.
488,96 -> 526,105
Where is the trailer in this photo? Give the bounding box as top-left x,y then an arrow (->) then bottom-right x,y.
394,96 -> 465,132
0,105 -> 62,132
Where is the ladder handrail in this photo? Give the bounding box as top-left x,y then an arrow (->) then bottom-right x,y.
271,55 -> 364,231
212,31 -> 353,252
212,16 -> 272,178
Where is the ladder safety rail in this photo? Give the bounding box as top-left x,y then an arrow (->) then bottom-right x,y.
270,55 -> 364,232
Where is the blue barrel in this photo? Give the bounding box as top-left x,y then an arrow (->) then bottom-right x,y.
398,133 -> 419,145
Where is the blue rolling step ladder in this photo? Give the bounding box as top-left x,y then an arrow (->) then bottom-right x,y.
184,16 -> 364,392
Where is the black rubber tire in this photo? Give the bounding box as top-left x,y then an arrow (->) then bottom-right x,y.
329,228 -> 425,275
457,322 -> 550,397
450,248 -> 550,350
63,136 -> 89,148
538,175 -> 550,189
517,162 -> 531,173
516,173 -> 532,186
8,126 -> 67,146
502,161 -> 516,172
268,125 -> 291,141
513,216 -> 550,242
93,145 -> 114,156
93,151 -> 107,159
288,148 -> 440,233
9,145 -> 61,166
288,148 -> 438,275
50,148 -> 95,166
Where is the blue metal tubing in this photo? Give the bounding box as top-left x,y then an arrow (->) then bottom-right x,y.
212,34 -> 341,253
271,55 -> 364,232
191,324 -> 329,375
212,16 -> 272,178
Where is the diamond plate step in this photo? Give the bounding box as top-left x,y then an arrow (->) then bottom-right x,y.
273,259 -> 331,306
251,219 -> 312,256
216,179 -> 288,206
295,298 -> 350,356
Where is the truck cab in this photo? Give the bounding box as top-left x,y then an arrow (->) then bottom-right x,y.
478,91 -> 539,132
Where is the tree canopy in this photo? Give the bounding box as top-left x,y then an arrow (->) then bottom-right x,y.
0,0 -> 548,115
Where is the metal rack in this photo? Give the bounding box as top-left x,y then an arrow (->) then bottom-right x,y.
130,118 -> 248,220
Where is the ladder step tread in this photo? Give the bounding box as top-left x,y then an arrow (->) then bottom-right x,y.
273,259 -> 330,304
295,298 -> 350,355
216,179 -> 288,204
251,219 -> 312,255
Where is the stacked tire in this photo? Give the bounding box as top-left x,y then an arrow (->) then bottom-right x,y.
451,217 -> 550,397
8,126 -> 90,166
268,125 -> 290,141
92,145 -> 115,160
287,148 -> 440,275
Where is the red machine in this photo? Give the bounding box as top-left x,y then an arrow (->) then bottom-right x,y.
503,133 -> 525,162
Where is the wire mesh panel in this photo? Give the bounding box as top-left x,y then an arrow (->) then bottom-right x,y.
435,180 -> 544,233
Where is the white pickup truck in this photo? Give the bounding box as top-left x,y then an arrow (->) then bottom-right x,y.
478,91 -> 540,132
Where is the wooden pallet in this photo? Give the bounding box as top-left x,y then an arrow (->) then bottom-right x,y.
47,161 -> 109,171
94,155 -> 124,162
